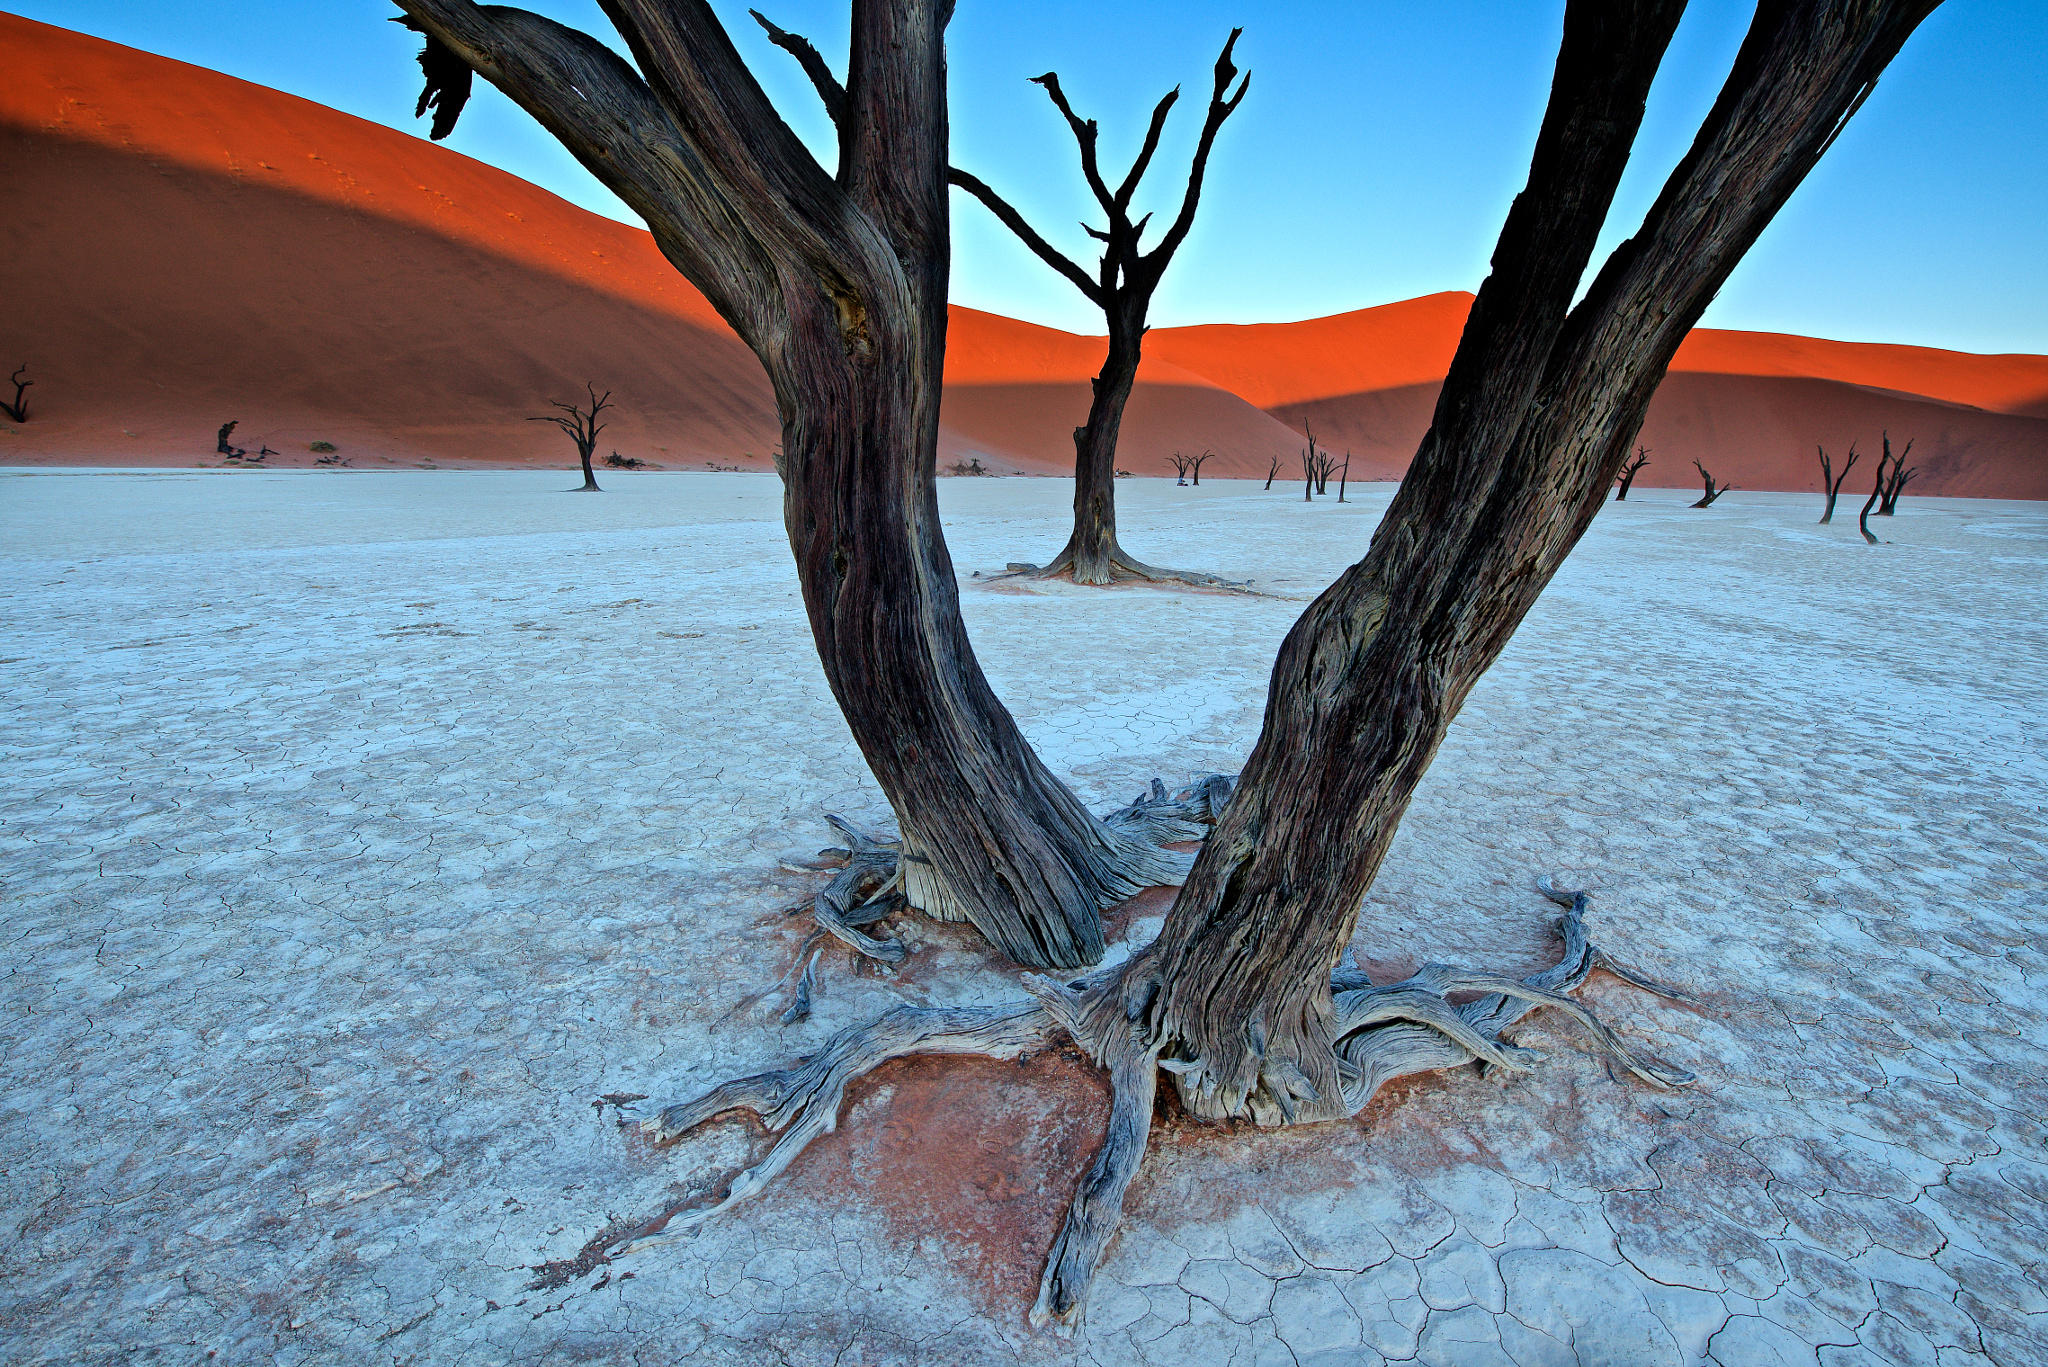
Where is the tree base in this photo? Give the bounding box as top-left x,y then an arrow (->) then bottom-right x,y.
982,540 -> 1254,592
624,878 -> 1693,1327
746,776 -> 1235,1022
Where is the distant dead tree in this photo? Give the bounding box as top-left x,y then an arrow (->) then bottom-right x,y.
1169,452 -> 1192,485
531,382 -> 610,492
1336,452 -> 1351,503
1614,446 -> 1651,500
1264,454 -> 1279,490
2,364 -> 31,423
1815,442 -> 1859,523
952,32 -> 1248,585
1690,459 -> 1732,507
1877,432 -> 1916,514
1188,450 -> 1214,486
1858,452 -> 1887,544
216,421 -> 245,457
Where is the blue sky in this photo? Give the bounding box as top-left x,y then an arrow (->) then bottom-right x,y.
17,1 -> 2047,353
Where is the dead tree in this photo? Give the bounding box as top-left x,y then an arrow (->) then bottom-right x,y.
1614,446 -> 1650,499
952,33 -> 1248,586
1168,452 -> 1191,485
1263,454 -> 1279,490
1859,450 -> 1888,543
632,0 -> 1938,1325
1,364 -> 30,423
530,382 -> 610,491
1336,452 -> 1351,503
1690,458 -> 1733,507
397,0 -> 1194,970
1877,431 -> 1916,514
1816,441 -> 1858,522
1188,450 -> 1214,486
216,421 -> 245,457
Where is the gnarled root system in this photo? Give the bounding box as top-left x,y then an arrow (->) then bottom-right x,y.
630,878 -> 1693,1327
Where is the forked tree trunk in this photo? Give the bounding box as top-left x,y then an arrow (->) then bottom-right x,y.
395,0 -> 1180,968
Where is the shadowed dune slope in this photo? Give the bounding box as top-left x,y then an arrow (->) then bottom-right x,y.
3,14 -> 2042,494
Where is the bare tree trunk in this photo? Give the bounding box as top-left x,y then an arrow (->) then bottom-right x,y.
1060,320 -> 1141,584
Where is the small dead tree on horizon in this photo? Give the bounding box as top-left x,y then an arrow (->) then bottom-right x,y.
1690,458 -> 1733,507
1188,450 -> 1214,486
216,421 -> 245,458
952,31 -> 1248,586
1168,452 -> 1191,485
1336,452 -> 1351,502
1264,454 -> 1279,490
1816,441 -> 1859,523
2,364 -> 31,424
1614,446 -> 1650,499
531,382 -> 611,492
1877,432 -> 1916,514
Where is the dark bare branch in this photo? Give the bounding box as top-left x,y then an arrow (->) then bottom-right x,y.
749,10 -> 847,132
946,169 -> 1103,303
1,364 -> 30,424
1141,28 -> 1249,279
1029,71 -> 1117,218
1113,86 -> 1180,210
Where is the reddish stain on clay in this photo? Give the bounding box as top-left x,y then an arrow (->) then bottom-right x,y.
778,1046 -> 1112,1316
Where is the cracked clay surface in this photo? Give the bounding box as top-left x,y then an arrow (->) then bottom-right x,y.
2,471 -> 2043,1366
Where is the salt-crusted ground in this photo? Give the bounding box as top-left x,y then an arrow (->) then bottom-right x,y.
2,470 -> 2044,1367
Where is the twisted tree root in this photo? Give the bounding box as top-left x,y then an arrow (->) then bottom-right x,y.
626,878 -> 1692,1327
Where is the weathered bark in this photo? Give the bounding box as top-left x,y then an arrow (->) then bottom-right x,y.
1615,446 -> 1650,499
1690,458 -> 1733,507
952,34 -> 1248,585
394,0 -> 1187,968
531,382 -> 610,491
1,364 -> 30,424
1817,441 -> 1858,522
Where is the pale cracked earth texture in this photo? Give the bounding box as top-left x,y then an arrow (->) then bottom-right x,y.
2,470 -> 2045,1367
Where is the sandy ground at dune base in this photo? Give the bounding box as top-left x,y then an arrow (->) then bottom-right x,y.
2,470 -> 2044,1367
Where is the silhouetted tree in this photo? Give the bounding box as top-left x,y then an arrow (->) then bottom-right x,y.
1816,441 -> 1859,522
216,421 -> 245,457
1336,452 -> 1351,503
1,364 -> 31,423
952,33 -> 1248,585
1188,450 -> 1213,486
1264,454 -> 1279,490
1168,452 -> 1191,485
1877,432 -> 1916,514
531,383 -> 610,492
1690,458 -> 1733,507
1614,446 -> 1651,499
398,0 -> 1937,1323
1859,450 -> 1888,544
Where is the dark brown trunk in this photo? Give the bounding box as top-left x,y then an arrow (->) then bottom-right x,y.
1060,320 -> 1143,585
578,441 -> 601,491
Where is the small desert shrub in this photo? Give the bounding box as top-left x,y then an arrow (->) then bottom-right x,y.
308,440 -> 337,453
604,451 -> 647,469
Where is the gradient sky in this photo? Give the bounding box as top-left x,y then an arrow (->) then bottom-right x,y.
17,1 -> 2046,353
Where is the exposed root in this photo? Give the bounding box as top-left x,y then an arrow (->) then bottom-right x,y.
624,1002 -> 1052,1250
980,542 -> 1258,593
1099,774 -> 1236,845
625,877 -> 1694,1328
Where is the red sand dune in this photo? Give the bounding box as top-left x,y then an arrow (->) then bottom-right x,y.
3,14 -> 2043,496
